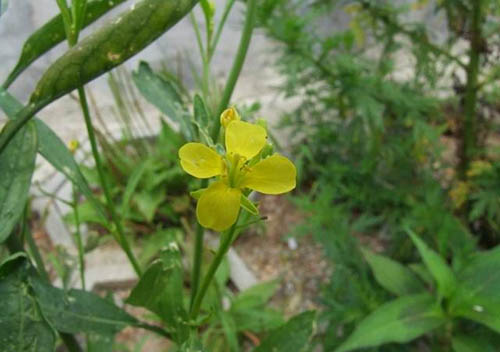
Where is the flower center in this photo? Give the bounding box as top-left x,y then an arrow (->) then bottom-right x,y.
226,153 -> 247,188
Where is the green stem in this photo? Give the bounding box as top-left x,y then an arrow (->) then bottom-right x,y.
209,0 -> 236,61
210,0 -> 258,141
77,87 -> 142,276
72,187 -> 86,289
459,0 -> 482,178
189,220 -> 239,319
0,106 -> 38,155
189,185 -> 207,310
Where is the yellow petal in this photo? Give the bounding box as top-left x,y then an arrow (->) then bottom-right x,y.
197,181 -> 241,231
179,143 -> 224,178
241,154 -> 296,194
225,120 -> 267,160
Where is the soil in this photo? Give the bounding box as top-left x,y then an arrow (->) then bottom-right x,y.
234,195 -> 332,316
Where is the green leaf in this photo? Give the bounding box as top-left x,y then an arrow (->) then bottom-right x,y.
362,248 -> 424,296
452,335 -> 497,352
232,309 -> 284,333
190,188 -> 207,200
179,336 -> 207,352
28,0 -> 198,114
133,190 -> 165,222
31,276 -> 137,335
407,229 -> 456,298
193,94 -> 209,128
133,61 -> 193,140
217,310 -> 239,352
231,280 -> 280,311
2,0 -> 127,87
127,238 -> 188,342
0,259 -> 56,352
87,333 -> 115,352
449,246 -> 500,333
336,293 -> 445,352
121,159 -> 149,216
0,121 -> 37,243
0,87 -> 107,223
240,194 -> 259,216
254,311 -> 316,352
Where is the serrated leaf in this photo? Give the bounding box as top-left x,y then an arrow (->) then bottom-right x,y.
407,229 -> 456,298
31,276 -> 137,335
0,87 -> 107,224
3,0 -> 127,88
254,311 -> 316,352
449,246 -> 500,333
0,121 -> 37,243
336,293 -> 445,352
133,61 -> 194,140
362,248 -> 424,296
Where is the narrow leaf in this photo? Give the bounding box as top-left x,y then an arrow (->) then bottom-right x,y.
3,0 -> 127,87
336,293 -> 445,352
362,248 -> 424,296
133,61 -> 193,140
407,229 -> 456,298
0,121 -> 37,242
121,159 -> 149,216
0,87 -> 107,223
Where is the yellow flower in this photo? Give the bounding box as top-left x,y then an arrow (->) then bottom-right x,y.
179,120 -> 296,231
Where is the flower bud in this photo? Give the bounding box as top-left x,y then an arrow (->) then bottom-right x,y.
68,140 -> 79,154
220,107 -> 240,128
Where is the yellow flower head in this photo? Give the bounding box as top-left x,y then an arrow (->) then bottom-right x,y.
179,119 -> 296,231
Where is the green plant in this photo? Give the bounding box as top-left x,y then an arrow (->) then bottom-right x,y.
260,0 -> 500,350
0,0 -> 316,350
336,230 -> 500,352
